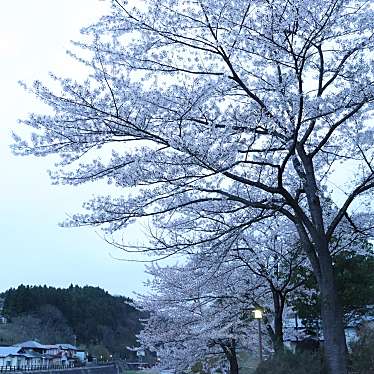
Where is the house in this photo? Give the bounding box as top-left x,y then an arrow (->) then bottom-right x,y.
55,343 -> 78,366
13,341 -> 53,367
0,347 -> 26,368
23,351 -> 51,368
283,312 -> 374,352
56,344 -> 77,357
4,341 -> 80,368
14,340 -> 46,354
44,345 -> 60,356
75,350 -> 87,364
0,340 -> 83,369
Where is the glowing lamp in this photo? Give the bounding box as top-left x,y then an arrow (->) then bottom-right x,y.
254,309 -> 263,319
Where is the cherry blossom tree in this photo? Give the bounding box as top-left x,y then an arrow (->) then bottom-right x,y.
227,221 -> 307,352
138,263 -> 259,374
145,208 -> 370,354
151,215 -> 311,353
13,0 -> 374,372
138,213 -> 371,370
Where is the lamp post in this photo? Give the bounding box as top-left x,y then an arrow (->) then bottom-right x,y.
254,309 -> 263,362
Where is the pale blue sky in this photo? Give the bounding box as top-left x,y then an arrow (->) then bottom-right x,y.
0,0 -> 148,297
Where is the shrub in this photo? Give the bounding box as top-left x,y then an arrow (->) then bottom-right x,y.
254,349 -> 326,374
349,326 -> 374,374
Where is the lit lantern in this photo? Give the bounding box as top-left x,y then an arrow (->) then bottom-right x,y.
254,309 -> 263,319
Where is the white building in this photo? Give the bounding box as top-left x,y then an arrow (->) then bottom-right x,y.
0,340 -> 81,369
0,347 -> 25,368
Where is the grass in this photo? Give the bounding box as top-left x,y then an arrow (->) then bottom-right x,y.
238,351 -> 260,374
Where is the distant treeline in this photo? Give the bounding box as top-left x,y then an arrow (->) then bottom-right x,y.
1,285 -> 144,358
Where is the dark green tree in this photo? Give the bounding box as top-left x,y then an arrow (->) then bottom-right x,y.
292,249 -> 374,331
2,285 -> 143,357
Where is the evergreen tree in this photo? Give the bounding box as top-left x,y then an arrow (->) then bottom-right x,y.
2,285 -> 143,358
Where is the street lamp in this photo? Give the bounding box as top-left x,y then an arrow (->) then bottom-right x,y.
253,309 -> 263,362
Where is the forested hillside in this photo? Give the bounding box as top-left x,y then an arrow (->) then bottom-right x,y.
0,285 -> 143,358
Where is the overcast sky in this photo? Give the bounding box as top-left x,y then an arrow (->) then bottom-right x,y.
0,0 -> 149,297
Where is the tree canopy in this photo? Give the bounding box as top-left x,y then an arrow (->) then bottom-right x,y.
13,1 -> 374,373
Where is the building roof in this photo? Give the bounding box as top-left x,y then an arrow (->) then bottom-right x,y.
11,341 -> 78,352
13,341 -> 46,349
0,347 -> 23,358
43,345 -> 59,350
56,344 -> 77,350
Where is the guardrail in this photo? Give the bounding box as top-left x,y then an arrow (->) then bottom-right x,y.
0,363 -> 119,373
0,364 -> 75,372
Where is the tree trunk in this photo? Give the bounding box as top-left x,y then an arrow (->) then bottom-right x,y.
317,249 -> 348,374
298,232 -> 348,374
271,289 -> 285,352
228,353 -> 239,374
221,340 -> 239,374
273,292 -> 284,352
297,153 -> 348,374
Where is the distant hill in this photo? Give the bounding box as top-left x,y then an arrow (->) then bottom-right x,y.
0,285 -> 144,359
